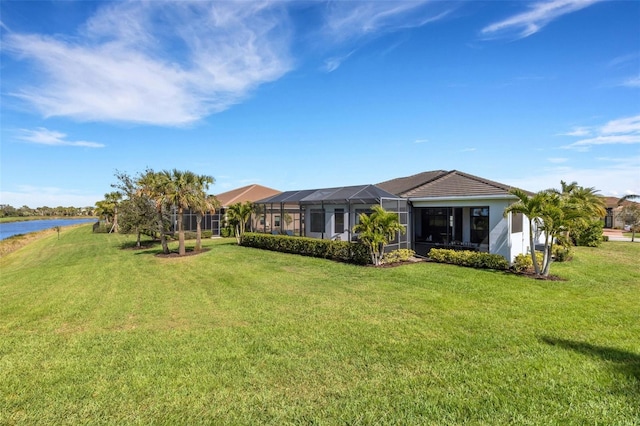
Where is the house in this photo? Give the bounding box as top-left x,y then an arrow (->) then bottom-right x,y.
377,170 -> 533,261
254,184 -> 410,251
601,196 -> 631,229
177,184 -> 281,236
256,170 -> 536,262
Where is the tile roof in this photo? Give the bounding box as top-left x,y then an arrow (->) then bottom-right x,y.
378,170 -> 517,198
215,184 -> 281,207
256,184 -> 402,205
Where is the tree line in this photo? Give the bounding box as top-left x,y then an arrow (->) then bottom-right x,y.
0,205 -> 95,218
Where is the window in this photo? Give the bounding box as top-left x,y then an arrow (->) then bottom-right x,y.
310,209 -> 324,233
334,209 -> 344,233
470,207 -> 489,245
274,215 -> 281,227
511,212 -> 523,233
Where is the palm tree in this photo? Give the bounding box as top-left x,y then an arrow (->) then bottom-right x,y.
164,170 -> 197,256
352,205 -> 405,266
226,201 -> 254,245
192,181 -> 217,251
618,194 -> 639,203
550,181 -> 606,244
95,191 -> 122,233
504,189 -> 545,275
138,169 -> 171,254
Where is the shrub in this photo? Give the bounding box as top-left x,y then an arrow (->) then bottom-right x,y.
512,252 -> 544,273
602,235 -> 609,242
572,219 -> 604,247
202,230 -> 212,239
429,249 -> 509,270
553,246 -> 572,262
221,227 -> 233,238
241,233 -> 370,265
383,249 -> 416,264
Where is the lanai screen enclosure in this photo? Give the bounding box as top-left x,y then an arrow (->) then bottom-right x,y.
255,185 -> 410,252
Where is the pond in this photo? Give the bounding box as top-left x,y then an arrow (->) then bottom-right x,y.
0,219 -> 97,241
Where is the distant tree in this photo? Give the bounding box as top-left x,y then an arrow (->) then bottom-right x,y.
352,205 -> 405,266
620,203 -> 640,242
112,170 -> 157,248
227,201 -> 254,245
95,192 -> 122,231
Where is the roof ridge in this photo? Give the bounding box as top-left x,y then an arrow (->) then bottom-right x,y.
450,170 -> 514,191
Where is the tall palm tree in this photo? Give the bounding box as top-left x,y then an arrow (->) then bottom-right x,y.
164,169 -> 198,256
550,182 -> 606,245
618,194 -> 639,204
352,205 -> 405,266
504,189 -> 545,275
137,169 -> 171,254
191,174 -> 217,251
226,201 -> 254,245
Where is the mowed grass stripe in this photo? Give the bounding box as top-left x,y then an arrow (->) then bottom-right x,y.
1,225 -> 638,424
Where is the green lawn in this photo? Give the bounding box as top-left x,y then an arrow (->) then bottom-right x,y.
1,225 -> 638,425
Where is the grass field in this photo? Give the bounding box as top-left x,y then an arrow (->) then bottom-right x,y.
1,225 -> 638,424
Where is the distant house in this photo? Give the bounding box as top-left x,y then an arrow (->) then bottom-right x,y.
601,196 -> 636,229
256,170 -> 537,262
177,184 -> 281,236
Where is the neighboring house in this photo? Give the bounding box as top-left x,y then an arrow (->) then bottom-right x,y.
178,184 -> 281,236
377,170 -> 533,261
255,185 -> 410,251
601,196 -> 631,229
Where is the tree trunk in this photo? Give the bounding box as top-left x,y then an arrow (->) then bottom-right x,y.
529,220 -> 541,275
178,207 -> 185,256
157,208 -> 169,254
195,214 -> 202,251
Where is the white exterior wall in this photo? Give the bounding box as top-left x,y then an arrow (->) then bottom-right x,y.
410,197 -> 529,262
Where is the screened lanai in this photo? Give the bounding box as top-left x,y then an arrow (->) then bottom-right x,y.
254,184 -> 410,251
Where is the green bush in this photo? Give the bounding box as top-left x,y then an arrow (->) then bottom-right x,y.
241,233 -> 370,265
572,219 -> 604,247
429,249 -> 509,270
221,227 -> 233,238
202,230 -> 212,239
553,246 -> 572,262
512,252 -> 544,273
383,249 -> 416,264
603,235 -> 609,242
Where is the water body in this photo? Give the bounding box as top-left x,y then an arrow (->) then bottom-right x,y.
0,218 -> 97,241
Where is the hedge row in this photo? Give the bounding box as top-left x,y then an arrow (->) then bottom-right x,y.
241,233 -> 371,265
429,248 -> 509,270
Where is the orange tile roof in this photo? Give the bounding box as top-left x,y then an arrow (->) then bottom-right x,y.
215,184 -> 281,207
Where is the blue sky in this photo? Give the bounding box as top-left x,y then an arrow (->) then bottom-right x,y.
1,0 -> 638,208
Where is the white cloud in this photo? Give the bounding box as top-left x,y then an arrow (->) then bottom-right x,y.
16,127 -> 104,148
460,148 -> 476,152
621,76 -> 640,88
563,114 -> 640,149
481,0 -> 603,39
322,1 -> 452,42
414,139 -> 429,144
502,156 -> 640,197
557,126 -> 591,137
0,185 -> 102,208
4,2 -> 292,126
323,51 -> 355,73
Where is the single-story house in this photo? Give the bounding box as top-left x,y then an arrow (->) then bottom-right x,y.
256,170 -> 536,262
176,184 -> 281,236
601,196 -> 635,229
377,170 -> 533,261
255,184 -> 410,251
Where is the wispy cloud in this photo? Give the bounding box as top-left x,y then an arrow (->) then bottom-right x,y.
563,115 -> 640,149
547,157 -> 568,163
502,156 -> 640,196
4,2 -> 292,126
557,126 -> 592,137
414,138 -> 429,144
322,1 -> 453,42
323,51 -> 355,73
621,76 -> 640,88
460,148 -> 476,152
481,0 -> 603,39
16,128 -> 104,148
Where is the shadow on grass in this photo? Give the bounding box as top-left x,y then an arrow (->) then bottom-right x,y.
541,336 -> 640,390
